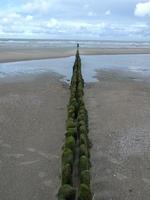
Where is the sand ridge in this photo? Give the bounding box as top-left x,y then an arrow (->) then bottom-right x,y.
0,47 -> 150,63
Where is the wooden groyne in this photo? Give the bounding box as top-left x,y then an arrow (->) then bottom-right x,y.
58,49 -> 92,200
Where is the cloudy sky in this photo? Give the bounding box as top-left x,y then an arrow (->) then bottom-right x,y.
0,0 -> 150,40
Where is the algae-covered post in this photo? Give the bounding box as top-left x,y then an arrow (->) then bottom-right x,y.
58,45 -> 92,200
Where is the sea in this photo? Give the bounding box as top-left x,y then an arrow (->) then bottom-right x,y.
0,39 -> 150,48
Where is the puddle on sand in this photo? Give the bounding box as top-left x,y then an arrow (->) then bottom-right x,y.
0,54 -> 150,83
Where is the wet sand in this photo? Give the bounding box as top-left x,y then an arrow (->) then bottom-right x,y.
0,73 -> 69,200
0,52 -> 150,200
0,47 -> 150,63
85,70 -> 150,200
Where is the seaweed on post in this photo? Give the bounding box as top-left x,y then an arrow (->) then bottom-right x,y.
58,46 -> 92,200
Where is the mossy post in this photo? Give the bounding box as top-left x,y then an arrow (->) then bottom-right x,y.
58,44 -> 92,200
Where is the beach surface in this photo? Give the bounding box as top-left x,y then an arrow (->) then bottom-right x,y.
0,51 -> 150,200
85,70 -> 150,200
0,46 -> 150,63
0,73 -> 69,200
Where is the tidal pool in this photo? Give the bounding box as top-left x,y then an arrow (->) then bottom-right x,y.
0,54 -> 150,82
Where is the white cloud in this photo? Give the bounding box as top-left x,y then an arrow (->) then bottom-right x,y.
47,18 -> 58,27
1,12 -> 34,25
0,11 -> 35,36
26,15 -> 33,21
134,1 -> 150,17
0,11 -> 148,39
22,0 -> 51,13
1,12 -> 21,24
88,11 -> 96,17
84,4 -> 89,9
0,1 -> 149,39
0,10 -> 108,38
105,10 -> 111,16
47,18 -> 106,31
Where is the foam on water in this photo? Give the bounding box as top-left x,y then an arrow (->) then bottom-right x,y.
0,39 -> 150,48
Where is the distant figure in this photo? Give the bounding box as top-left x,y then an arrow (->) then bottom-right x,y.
77,43 -> 79,49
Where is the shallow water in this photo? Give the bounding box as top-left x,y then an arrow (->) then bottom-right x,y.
82,54 -> 150,82
0,57 -> 75,82
0,54 -> 150,82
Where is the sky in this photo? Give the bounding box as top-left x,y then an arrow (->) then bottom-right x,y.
0,0 -> 150,40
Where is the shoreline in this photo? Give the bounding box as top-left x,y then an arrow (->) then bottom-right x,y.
0,47 -> 150,63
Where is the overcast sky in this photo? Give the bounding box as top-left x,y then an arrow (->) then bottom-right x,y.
0,0 -> 150,40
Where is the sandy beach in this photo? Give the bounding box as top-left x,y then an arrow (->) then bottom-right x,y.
85,70 -> 150,200
0,46 -> 150,63
0,73 -> 69,200
0,49 -> 150,200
